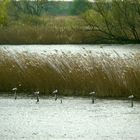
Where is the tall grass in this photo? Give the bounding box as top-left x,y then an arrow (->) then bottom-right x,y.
0,47 -> 140,98
0,16 -> 95,44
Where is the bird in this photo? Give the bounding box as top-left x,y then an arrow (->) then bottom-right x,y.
34,91 -> 40,103
12,87 -> 17,91
52,89 -> 58,94
52,89 -> 58,101
12,87 -> 17,100
34,91 -> 40,95
128,95 -> 134,99
128,95 -> 134,107
89,91 -> 96,95
89,91 -> 96,104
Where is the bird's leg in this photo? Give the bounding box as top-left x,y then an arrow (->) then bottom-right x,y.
131,99 -> 133,107
36,95 -> 39,103
55,94 -> 58,101
60,95 -> 62,104
14,91 -> 17,100
92,95 -> 94,104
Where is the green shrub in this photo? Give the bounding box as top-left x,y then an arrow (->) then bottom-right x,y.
19,15 -> 46,26
71,0 -> 91,15
0,0 -> 10,26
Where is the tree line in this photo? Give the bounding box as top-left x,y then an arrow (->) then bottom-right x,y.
0,0 -> 140,43
83,0 -> 140,43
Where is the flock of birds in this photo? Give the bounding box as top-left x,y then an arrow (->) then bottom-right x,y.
12,87 -> 61,104
12,87 -> 135,107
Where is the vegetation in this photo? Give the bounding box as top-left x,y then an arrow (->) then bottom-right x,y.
0,16 -> 93,44
0,0 -> 10,26
10,0 -> 47,17
0,0 -> 140,44
71,0 -> 91,15
0,47 -> 140,98
0,0 -> 140,98
83,0 -> 140,43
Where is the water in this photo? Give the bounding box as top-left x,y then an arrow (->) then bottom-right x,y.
1,44 -> 140,57
0,97 -> 140,140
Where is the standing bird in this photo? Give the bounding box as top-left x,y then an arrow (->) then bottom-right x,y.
128,95 -> 134,107
34,91 -> 40,103
52,89 -> 58,101
12,87 -> 17,100
52,89 -> 63,103
89,91 -> 96,104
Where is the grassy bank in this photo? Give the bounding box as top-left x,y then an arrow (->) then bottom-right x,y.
1,0 -> 140,44
0,16 -> 134,44
0,16 -> 95,44
0,47 -> 140,98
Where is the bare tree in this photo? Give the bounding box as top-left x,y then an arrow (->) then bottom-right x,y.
83,0 -> 140,43
11,0 -> 47,16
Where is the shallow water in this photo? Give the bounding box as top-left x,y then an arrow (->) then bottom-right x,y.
1,44 -> 140,57
0,97 -> 140,140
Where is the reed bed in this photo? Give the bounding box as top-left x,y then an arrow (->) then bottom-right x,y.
0,47 -> 139,98
0,16 -> 95,44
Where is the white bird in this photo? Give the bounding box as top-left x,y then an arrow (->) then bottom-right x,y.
12,87 -> 17,100
89,91 -> 96,104
128,95 -> 134,107
89,91 -> 95,95
128,95 -> 134,99
52,89 -> 58,94
34,91 -> 40,95
52,89 -> 58,101
34,91 -> 40,103
12,87 -> 17,91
